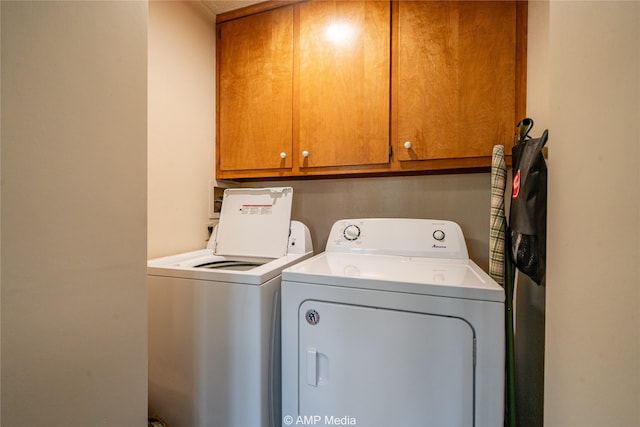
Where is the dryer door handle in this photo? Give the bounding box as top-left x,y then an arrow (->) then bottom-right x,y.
307,348 -> 318,387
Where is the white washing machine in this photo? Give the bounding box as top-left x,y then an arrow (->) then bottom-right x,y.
148,187 -> 313,427
281,218 -> 505,427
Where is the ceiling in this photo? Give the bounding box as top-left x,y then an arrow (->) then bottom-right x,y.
201,0 -> 263,15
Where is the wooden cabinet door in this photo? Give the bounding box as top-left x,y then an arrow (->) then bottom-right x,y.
218,6 -> 294,172
395,1 -> 517,161
297,1 -> 390,169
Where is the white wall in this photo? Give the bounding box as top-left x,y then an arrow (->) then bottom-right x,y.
148,0 -> 217,259
543,1 -> 640,425
1,2 -> 148,425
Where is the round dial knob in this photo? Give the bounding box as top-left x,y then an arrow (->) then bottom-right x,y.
343,224 -> 361,241
404,141 -> 412,149
280,152 -> 287,159
433,230 -> 445,241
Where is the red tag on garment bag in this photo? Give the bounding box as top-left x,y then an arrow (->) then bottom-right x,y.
512,169 -> 521,198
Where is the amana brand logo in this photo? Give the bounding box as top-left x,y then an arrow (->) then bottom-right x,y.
432,244 -> 447,249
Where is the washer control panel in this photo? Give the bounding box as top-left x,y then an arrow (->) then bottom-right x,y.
326,218 -> 469,259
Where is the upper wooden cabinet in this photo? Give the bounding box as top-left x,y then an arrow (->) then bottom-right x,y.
217,6 -> 294,172
297,1 -> 390,169
395,1 -> 517,162
216,0 -> 526,179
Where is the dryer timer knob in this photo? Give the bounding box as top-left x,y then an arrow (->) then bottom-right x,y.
343,224 -> 361,241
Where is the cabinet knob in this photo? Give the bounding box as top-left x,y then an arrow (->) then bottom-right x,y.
302,150 -> 310,158
404,141 -> 412,149
280,152 -> 287,159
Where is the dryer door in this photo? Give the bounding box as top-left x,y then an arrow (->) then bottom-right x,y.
298,300 -> 475,427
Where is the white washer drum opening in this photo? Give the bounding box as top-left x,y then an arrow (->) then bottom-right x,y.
192,260 -> 266,271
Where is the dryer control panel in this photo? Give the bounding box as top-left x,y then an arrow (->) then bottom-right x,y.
326,218 -> 469,259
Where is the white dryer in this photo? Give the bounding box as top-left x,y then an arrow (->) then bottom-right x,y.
148,187 -> 313,427
281,218 -> 505,427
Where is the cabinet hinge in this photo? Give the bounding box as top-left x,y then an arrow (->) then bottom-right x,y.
389,144 -> 393,159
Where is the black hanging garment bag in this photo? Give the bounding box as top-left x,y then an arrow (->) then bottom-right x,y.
509,119 -> 548,285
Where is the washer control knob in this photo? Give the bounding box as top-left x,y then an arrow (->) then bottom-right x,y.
343,224 -> 361,241
433,230 -> 445,241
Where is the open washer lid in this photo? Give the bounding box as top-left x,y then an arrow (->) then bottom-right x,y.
213,187 -> 293,258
